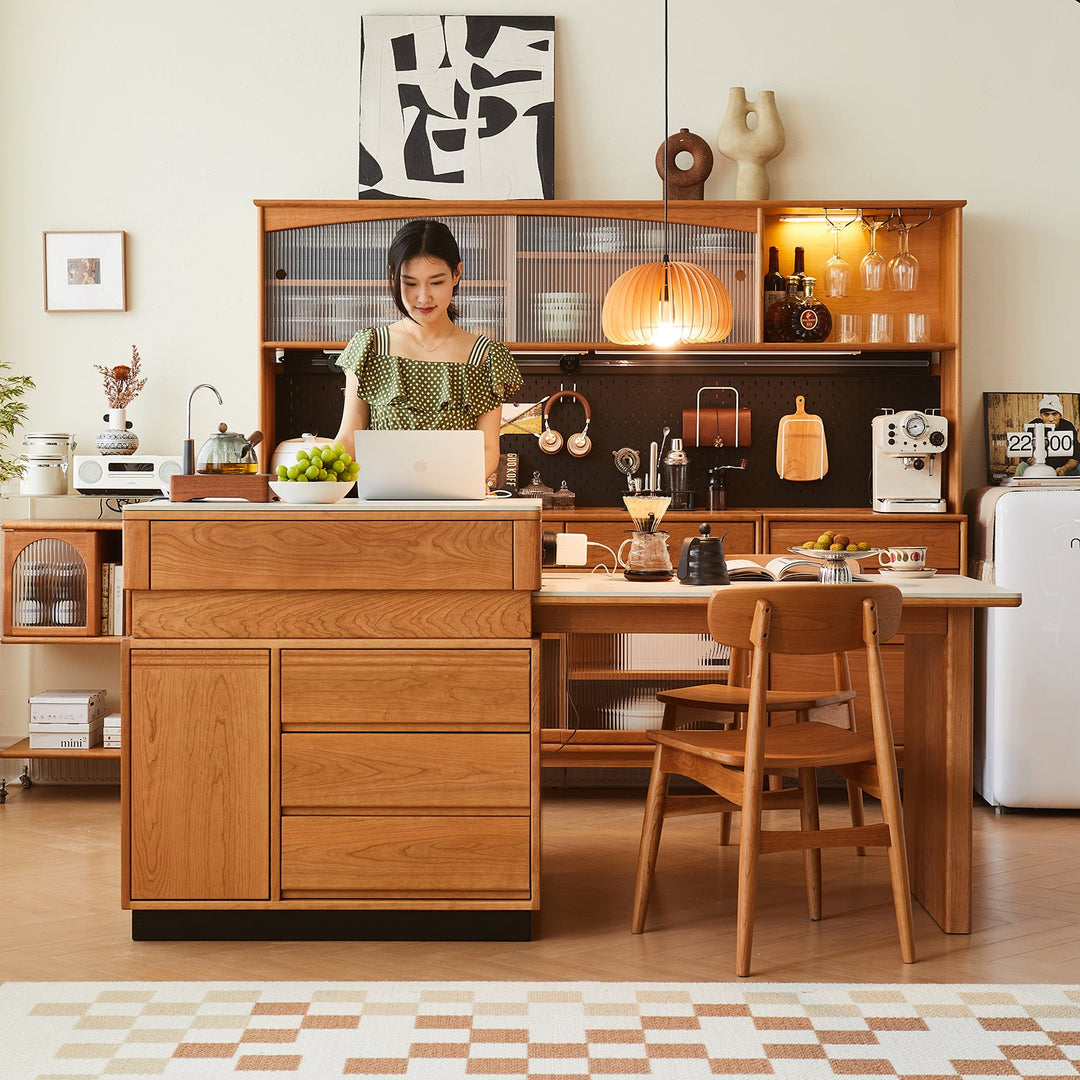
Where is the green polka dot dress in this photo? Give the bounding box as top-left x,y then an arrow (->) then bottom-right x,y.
336,326 -> 523,430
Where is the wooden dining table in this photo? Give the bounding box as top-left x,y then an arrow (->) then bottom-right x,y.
531,568 -> 1022,935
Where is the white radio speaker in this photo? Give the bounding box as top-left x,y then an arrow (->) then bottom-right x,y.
74,454 -> 182,495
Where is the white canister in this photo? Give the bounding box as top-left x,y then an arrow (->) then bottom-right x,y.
20,432 -> 75,496
20,456 -> 69,495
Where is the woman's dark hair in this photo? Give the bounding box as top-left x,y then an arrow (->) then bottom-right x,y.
386,219 -> 463,322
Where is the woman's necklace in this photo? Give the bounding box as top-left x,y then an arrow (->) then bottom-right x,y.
407,324 -> 456,353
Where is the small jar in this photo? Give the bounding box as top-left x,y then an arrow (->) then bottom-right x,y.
518,470 -> 555,510
551,480 -> 576,511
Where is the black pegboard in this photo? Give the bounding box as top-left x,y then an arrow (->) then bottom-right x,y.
273,354 -> 942,509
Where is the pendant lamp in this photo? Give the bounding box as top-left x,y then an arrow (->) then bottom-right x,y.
601,0 -> 733,348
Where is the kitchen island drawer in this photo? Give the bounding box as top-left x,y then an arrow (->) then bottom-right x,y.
281,647 -> 534,732
144,518 -> 518,591
280,815 -> 531,896
281,732 -> 531,809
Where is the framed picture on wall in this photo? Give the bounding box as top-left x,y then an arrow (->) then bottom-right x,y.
983,391 -> 1080,484
43,231 -> 127,312
358,15 -> 555,200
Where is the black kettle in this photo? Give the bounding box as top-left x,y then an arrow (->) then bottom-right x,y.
678,523 -> 730,586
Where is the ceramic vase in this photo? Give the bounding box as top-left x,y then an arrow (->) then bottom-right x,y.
95,408 -> 139,455
716,87 -> 786,200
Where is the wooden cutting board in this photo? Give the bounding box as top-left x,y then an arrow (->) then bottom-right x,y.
776,395 -> 828,481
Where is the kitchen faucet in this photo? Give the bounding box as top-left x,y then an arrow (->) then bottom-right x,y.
182,383 -> 223,474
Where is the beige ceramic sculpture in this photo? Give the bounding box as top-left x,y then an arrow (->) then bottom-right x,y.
716,87 -> 785,199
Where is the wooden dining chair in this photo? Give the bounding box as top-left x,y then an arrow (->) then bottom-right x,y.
632,582 -> 914,977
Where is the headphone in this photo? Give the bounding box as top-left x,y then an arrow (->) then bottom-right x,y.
538,389 -> 593,457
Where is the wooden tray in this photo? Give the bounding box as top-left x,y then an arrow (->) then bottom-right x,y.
168,473 -> 272,502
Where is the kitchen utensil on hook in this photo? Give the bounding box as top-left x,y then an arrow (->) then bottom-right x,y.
613,446 -> 642,490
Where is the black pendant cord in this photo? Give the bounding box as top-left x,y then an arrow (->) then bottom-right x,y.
662,0 -> 670,267
661,0 -> 671,304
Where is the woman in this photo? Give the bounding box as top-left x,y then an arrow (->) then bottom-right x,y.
334,219 -> 522,482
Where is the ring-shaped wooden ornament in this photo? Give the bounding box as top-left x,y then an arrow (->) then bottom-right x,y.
655,128 -> 714,200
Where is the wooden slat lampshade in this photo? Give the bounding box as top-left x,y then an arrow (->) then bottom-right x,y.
601,259 -> 733,346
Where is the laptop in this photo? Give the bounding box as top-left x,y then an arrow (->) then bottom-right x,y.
351,429 -> 488,500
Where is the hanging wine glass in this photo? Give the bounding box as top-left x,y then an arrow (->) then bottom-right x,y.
822,210 -> 856,298
887,223 -> 919,292
860,215 -> 888,292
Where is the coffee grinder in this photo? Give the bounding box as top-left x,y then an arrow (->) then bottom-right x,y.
871,409 -> 948,513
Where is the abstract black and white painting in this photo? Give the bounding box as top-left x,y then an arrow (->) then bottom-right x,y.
359,15 -> 555,200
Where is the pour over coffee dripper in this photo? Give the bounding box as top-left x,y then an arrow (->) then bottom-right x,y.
622,493 -> 671,533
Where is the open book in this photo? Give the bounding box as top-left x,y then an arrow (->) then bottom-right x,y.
725,556 -> 863,582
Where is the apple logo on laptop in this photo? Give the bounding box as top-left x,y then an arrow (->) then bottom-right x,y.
413,458 -> 428,473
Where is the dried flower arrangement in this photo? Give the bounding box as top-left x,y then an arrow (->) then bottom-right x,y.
94,345 -> 147,409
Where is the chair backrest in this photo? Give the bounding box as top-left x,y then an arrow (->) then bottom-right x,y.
706,582 -> 903,657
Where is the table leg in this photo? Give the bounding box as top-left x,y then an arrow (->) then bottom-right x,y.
902,608 -> 973,933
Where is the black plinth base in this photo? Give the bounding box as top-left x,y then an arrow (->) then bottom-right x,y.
131,909 -> 533,942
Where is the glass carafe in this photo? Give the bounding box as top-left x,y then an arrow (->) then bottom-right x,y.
618,530 -> 674,581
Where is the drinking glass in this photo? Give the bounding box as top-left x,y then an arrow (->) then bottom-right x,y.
860,216 -> 888,292
887,224 -> 919,292
905,312 -> 930,342
869,313 -> 893,343
837,313 -> 863,343
822,223 -> 853,298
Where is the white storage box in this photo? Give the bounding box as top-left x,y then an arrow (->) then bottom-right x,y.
29,690 -> 107,725
29,717 -> 104,750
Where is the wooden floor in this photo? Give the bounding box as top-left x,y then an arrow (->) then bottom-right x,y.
1,784 -> 1078,984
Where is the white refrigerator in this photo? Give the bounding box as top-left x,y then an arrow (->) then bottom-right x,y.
976,487 -> 1080,809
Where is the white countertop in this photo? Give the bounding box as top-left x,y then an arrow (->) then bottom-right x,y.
126,497 -> 543,512
538,571 -> 1022,604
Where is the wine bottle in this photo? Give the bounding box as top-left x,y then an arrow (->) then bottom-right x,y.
765,274 -> 801,342
779,275 -> 833,343
763,246 -> 786,315
793,246 -> 807,299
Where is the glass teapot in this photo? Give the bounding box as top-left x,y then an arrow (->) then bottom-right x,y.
196,423 -> 263,474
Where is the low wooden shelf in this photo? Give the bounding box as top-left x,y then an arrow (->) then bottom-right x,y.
0,738 -> 120,761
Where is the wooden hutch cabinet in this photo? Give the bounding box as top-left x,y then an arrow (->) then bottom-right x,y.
254,198 -> 966,770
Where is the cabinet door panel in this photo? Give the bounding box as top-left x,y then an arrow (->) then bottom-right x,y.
281,733 -> 530,808
129,650 -> 270,900
763,519 -> 962,571
564,521 -> 757,571
281,816 -> 530,895
281,648 -> 532,731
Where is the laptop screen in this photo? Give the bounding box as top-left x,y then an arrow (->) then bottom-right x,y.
351,429 -> 488,500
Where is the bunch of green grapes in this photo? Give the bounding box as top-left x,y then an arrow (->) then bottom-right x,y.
275,442 -> 360,484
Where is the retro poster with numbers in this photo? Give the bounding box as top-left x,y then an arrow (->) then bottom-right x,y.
983,391 -> 1080,483
358,15 -> 555,200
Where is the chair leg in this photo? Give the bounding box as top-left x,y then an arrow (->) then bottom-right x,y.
735,778 -> 763,978
632,745 -> 671,934
798,766 -> 822,921
877,758 -> 917,964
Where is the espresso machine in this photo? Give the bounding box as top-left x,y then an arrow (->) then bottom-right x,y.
871,409 -> 948,513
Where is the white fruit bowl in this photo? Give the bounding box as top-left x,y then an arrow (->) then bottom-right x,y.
269,480 -> 351,504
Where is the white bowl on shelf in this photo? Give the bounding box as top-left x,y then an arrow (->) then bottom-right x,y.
269,480 -> 352,504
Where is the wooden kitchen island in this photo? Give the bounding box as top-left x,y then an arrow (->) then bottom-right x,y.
120,502 -> 1018,942
120,500 -> 543,940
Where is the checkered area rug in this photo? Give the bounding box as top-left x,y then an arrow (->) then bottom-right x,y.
2,982 -> 1079,1079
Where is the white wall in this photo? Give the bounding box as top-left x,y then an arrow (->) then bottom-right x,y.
2,0 -> 1078,734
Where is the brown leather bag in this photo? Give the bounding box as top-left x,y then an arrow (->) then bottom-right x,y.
682,407 -> 752,448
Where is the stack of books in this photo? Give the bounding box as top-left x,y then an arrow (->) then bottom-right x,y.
28,690 -> 107,750
103,713 -> 121,749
